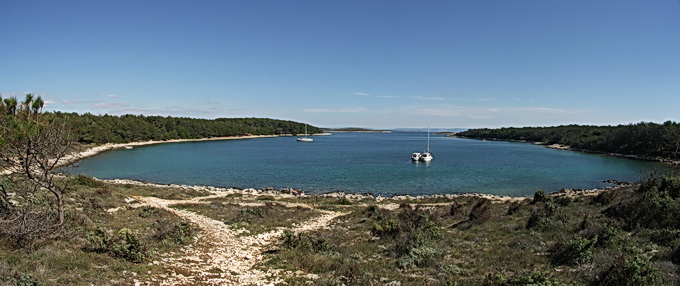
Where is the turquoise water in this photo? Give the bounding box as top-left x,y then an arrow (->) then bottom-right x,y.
70,132 -> 677,197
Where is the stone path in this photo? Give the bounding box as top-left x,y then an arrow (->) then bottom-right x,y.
128,193 -> 346,285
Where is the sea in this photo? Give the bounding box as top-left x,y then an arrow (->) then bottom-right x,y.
69,132 -> 678,197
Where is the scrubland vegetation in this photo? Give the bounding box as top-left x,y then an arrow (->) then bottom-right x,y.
2,94 -> 680,285
3,175 -> 680,285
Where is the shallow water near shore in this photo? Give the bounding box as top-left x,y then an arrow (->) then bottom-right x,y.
71,132 -> 677,197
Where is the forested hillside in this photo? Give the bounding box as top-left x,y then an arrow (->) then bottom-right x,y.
458,121 -> 680,161
49,112 -> 322,144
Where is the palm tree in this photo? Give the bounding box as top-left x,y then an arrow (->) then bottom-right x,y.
3,96 -> 17,116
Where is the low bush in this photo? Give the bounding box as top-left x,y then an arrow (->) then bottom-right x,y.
71,175 -> 102,187
506,201 -> 524,215
483,270 -> 568,286
279,230 -> 333,254
85,226 -> 151,263
649,229 -> 680,246
595,224 -> 619,247
450,202 -> 464,216
335,196 -> 352,205
397,245 -> 439,269
370,218 -> 400,237
604,175 -> 680,230
2,273 -> 41,286
138,206 -> 160,218
152,220 -> 197,245
532,190 -> 547,204
549,236 -> 598,266
555,195 -> 572,206
596,255 -> 659,286
593,190 -> 618,205
469,198 -> 492,224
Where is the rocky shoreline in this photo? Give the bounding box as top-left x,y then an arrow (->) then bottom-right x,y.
97,177 -> 628,206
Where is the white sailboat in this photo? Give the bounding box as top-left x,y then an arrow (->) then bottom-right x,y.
411,128 -> 433,162
297,124 -> 314,142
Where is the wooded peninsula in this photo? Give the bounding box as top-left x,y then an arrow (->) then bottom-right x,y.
50,112 -> 323,144
458,121 -> 680,162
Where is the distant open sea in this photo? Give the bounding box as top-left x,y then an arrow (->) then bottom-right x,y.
70,132 -> 678,197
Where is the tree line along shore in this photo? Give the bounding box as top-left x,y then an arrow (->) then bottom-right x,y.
49,112 -> 324,144
457,121 -> 680,164
2,101 -> 680,285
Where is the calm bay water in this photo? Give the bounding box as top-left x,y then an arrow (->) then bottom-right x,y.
70,132 -> 677,197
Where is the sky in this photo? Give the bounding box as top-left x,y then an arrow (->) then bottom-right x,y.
1,1 -> 679,129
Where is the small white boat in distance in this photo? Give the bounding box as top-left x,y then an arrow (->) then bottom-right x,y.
297,124 -> 314,142
411,128 -> 433,162
124,146 -> 133,150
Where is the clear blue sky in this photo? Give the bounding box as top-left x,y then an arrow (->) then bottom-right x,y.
2,1 -> 679,129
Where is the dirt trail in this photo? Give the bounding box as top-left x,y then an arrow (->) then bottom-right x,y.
129,194 -> 346,285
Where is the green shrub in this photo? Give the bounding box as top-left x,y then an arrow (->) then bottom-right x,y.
593,190 -> 618,205
597,255 -> 659,286
336,196 -> 352,205
578,215 -> 592,231
370,218 -> 400,237
650,229 -> 680,246
549,236 -> 598,266
242,208 -> 264,218
85,226 -> 151,263
544,200 -> 558,217
278,230 -> 333,254
71,175 -> 102,187
604,175 -> 680,230
311,238 -> 332,253
397,245 -> 439,269
152,220 -> 197,245
483,270 -> 568,286
111,228 -> 150,263
532,190 -> 547,204
138,206 -> 160,218
555,196 -> 572,206
2,273 -> 41,286
85,226 -> 112,252
596,224 -> 619,247
280,230 -> 298,249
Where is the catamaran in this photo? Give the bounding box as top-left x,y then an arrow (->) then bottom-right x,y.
297,124 -> 314,142
411,128 -> 433,162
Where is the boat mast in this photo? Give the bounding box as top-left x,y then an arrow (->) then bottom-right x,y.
426,127 -> 430,153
